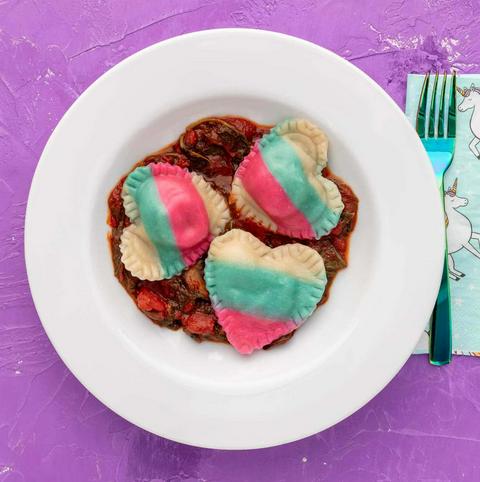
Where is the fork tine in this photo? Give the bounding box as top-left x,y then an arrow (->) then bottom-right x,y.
416,73 -> 430,137
447,70 -> 457,138
437,72 -> 447,138
428,71 -> 439,138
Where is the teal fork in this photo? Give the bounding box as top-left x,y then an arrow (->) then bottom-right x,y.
416,71 -> 456,365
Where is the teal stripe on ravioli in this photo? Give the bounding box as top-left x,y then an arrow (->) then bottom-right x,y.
259,135 -> 337,236
205,260 -> 325,322
125,167 -> 184,276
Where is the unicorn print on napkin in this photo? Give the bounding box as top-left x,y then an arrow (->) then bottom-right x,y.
457,84 -> 480,159
445,178 -> 480,280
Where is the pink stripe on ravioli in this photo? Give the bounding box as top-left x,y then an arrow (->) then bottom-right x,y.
237,144 -> 315,238
217,308 -> 297,355
150,163 -> 211,265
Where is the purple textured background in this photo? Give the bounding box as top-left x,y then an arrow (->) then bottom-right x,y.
1,1 -> 480,481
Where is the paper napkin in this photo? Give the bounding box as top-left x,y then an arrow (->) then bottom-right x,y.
406,74 -> 480,355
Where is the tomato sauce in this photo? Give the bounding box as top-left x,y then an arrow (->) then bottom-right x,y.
107,117 -> 358,348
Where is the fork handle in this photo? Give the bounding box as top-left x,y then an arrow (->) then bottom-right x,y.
429,178 -> 452,366
429,253 -> 452,365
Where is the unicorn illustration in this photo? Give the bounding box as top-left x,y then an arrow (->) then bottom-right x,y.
457,84 -> 480,159
445,178 -> 480,280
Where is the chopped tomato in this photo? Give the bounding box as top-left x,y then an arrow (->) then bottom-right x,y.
183,301 -> 195,313
183,129 -> 198,147
183,311 -> 215,335
107,213 -> 117,228
137,288 -> 168,315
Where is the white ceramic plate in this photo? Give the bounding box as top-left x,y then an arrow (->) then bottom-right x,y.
25,29 -> 443,449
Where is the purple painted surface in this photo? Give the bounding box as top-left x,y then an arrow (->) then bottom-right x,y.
1,0 -> 480,480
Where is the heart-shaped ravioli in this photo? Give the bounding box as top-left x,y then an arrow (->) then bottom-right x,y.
204,229 -> 327,354
120,163 -> 230,280
231,118 -> 344,239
